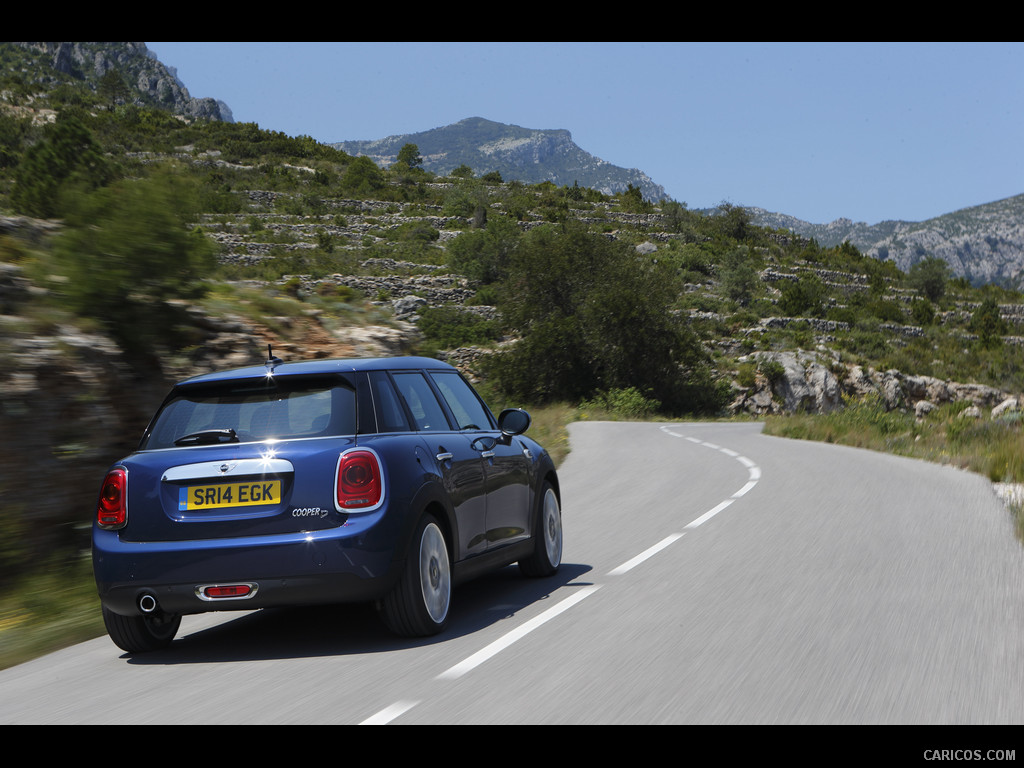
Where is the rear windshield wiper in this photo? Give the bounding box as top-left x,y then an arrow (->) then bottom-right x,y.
174,428 -> 239,446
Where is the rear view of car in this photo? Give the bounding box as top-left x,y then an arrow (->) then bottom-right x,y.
92,355 -> 561,653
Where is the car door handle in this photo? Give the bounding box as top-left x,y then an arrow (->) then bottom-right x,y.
436,452 -> 453,462
480,450 -> 495,458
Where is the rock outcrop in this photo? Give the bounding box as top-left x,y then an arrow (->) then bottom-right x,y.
10,42 -> 228,121
731,349 -> 1018,418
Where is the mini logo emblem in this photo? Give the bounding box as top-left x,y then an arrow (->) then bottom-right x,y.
219,463 -> 235,474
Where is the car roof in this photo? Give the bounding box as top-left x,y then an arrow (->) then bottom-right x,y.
175,355 -> 457,387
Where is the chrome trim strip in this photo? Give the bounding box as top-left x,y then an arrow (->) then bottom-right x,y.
163,458 -> 294,482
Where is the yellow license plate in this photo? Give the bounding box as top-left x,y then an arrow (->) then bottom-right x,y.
179,480 -> 282,511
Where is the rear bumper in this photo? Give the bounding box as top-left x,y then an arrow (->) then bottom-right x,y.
93,523 -> 404,617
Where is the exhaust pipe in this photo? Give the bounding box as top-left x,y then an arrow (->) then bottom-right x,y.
138,593 -> 158,614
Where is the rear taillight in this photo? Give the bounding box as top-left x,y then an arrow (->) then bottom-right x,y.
96,468 -> 127,529
336,450 -> 383,510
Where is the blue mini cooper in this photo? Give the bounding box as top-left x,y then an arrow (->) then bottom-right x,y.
92,354 -> 562,652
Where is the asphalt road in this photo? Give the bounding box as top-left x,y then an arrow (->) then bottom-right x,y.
2,421 -> 1023,725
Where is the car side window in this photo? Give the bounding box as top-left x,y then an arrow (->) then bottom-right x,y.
369,371 -> 412,432
430,371 -> 493,431
391,372 -> 451,432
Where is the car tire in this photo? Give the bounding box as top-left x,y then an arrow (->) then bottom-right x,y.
519,482 -> 562,577
102,605 -> 181,653
380,514 -> 451,636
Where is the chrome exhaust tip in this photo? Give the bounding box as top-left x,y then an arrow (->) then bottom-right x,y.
138,593 -> 158,613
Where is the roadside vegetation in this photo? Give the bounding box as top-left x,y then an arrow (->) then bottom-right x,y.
3,43 -> 1024,668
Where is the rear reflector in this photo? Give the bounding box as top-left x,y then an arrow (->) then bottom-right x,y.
196,584 -> 257,601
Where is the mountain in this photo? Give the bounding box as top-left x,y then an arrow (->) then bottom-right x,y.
3,42 -> 232,122
5,43 -> 1021,286
749,194 -> 1024,287
332,117 -> 667,202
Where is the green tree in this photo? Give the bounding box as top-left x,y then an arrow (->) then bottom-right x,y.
395,143 -> 422,169
908,256 -> 950,303
442,178 -> 489,219
714,202 -> 752,241
971,296 -> 1008,348
342,155 -> 386,196
11,114 -> 113,218
98,68 -> 130,107
910,297 -> 935,326
487,222 -> 722,413
52,171 -> 216,355
718,245 -> 759,306
0,111 -> 29,169
777,273 -> 827,317
446,215 -> 521,284
617,183 -> 652,213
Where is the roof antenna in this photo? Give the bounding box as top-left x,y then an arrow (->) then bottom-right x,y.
265,344 -> 283,373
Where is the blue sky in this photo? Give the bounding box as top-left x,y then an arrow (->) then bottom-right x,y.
146,42 -> 1024,226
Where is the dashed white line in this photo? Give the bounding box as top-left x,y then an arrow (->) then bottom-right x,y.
436,585 -> 601,681
685,499 -> 734,529
608,533 -> 686,575
734,480 -> 758,497
360,699 -> 420,725
363,425 -> 762,723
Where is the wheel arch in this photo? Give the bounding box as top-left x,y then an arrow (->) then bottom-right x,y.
398,479 -> 459,564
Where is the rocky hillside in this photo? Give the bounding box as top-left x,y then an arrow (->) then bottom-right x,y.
2,42 -> 230,121
4,180 -> 1024,580
749,194 -> 1024,288
5,41 -> 1024,579
7,41 -> 1022,288
333,117 -> 668,202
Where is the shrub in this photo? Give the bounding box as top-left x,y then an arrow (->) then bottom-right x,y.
417,306 -> 502,349
50,170 -> 215,355
580,388 -> 661,419
486,222 -> 723,414
446,216 -> 521,284
777,273 -> 827,317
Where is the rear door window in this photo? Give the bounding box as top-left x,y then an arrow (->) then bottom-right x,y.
391,372 -> 451,432
369,371 -> 412,432
430,371 -> 493,431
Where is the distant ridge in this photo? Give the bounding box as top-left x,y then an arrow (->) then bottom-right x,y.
332,117 -> 668,202
7,42 -> 231,122
748,194 -> 1024,287
7,43 -> 1022,286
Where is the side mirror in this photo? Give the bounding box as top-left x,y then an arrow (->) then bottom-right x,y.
497,408 -> 531,439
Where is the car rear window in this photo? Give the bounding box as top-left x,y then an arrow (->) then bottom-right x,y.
141,377 -> 356,450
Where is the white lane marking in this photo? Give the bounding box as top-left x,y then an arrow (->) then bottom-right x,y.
365,426 -> 762,723
437,585 -> 601,681
685,499 -> 734,529
659,425 -> 762,530
734,480 -> 758,497
608,533 -> 686,575
361,699 -> 420,725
